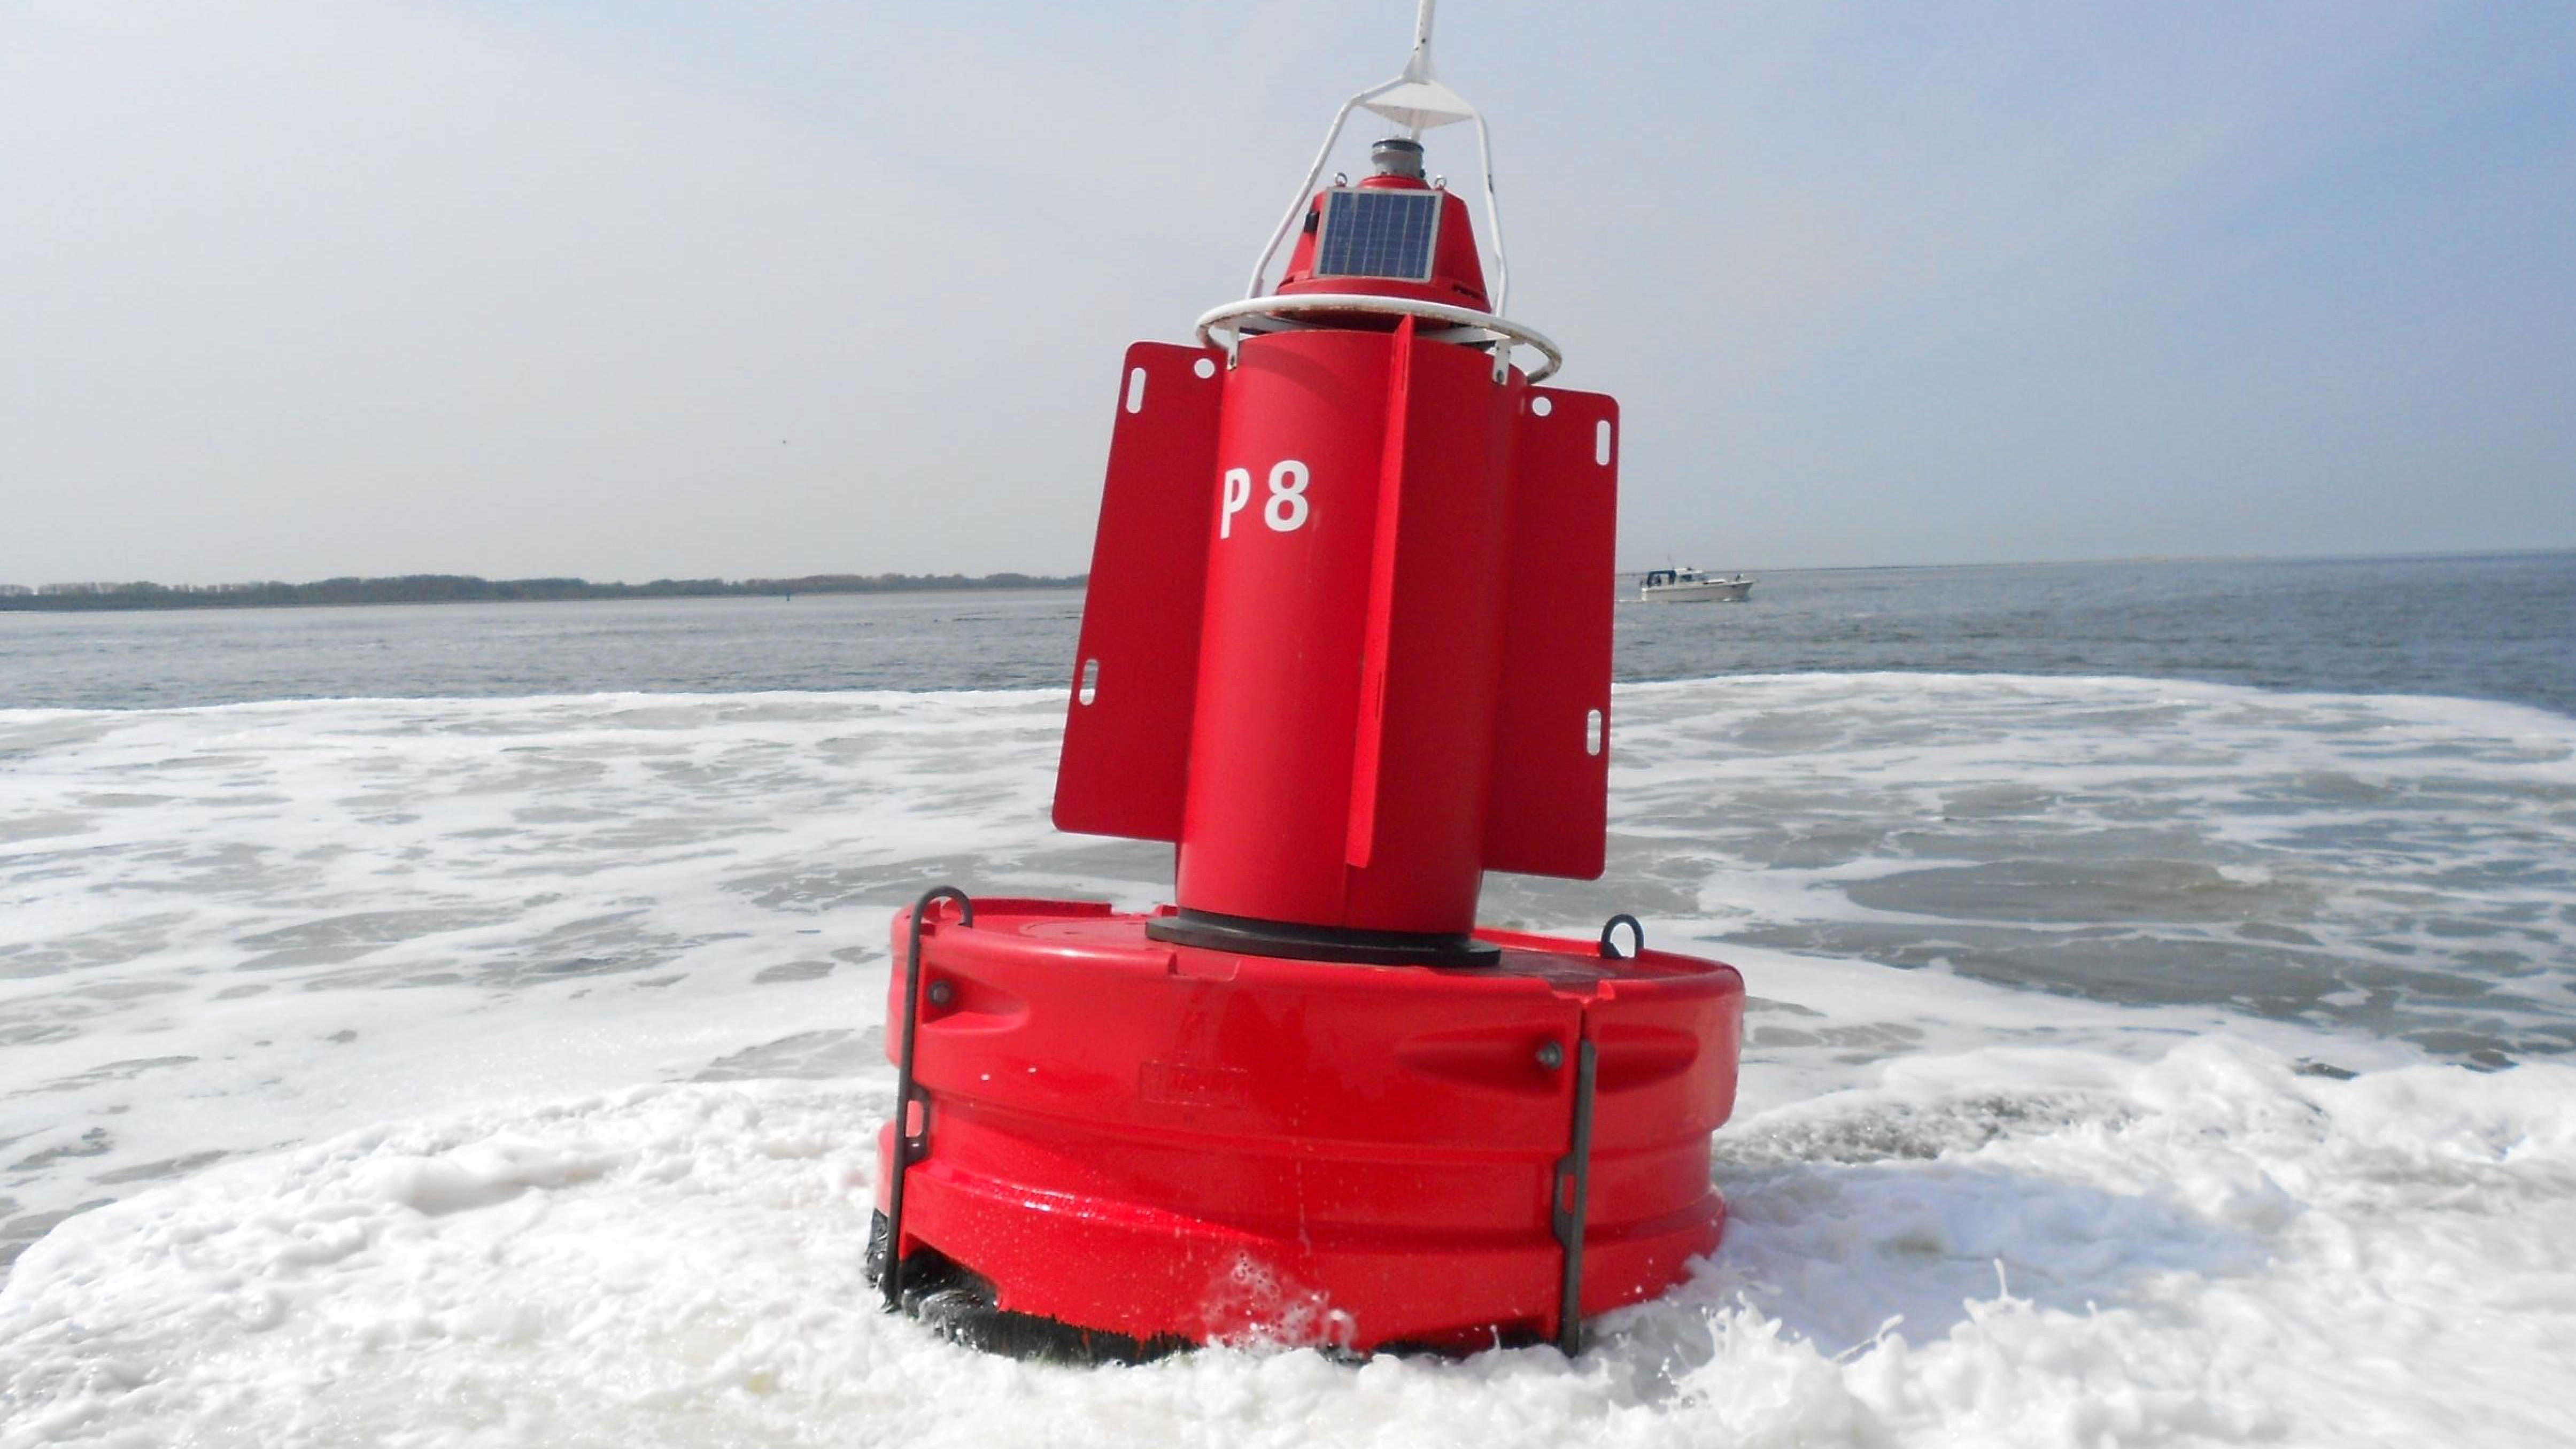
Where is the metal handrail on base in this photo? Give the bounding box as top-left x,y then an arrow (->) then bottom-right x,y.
1195,293 -> 1564,384
882,884 -> 973,1313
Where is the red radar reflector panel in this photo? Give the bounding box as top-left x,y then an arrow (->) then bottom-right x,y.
1053,342 -> 1225,843
1483,387 -> 1619,879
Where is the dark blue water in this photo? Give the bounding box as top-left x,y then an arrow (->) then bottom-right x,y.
2,552 -> 2569,715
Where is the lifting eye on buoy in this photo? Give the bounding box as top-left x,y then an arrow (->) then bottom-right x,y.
1599,914 -> 1645,959
864,0 -> 1745,1366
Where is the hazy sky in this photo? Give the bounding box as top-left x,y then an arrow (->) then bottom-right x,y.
5,1 -> 2571,585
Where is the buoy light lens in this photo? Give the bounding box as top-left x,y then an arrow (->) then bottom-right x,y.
1369,136 -> 1427,179
1314,188 -> 1442,282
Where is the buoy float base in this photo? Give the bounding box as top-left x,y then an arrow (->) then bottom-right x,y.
871,898 -> 1744,1358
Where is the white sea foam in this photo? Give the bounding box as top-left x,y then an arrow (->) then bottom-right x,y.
3,675 -> 2573,1444
5,1040 -> 2572,1447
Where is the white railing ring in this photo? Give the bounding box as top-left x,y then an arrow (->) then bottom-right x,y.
1194,293 -> 1563,384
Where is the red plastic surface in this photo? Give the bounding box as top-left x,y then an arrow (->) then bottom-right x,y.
1052,342 -> 1226,843
879,900 -> 1744,1353
1055,328 -> 1626,931
1173,326 -> 1516,933
1485,386 -> 1620,878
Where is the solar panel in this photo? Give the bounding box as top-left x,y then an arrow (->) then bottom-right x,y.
1314,188 -> 1442,282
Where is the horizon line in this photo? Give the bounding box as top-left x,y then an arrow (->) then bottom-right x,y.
5,545 -> 2571,599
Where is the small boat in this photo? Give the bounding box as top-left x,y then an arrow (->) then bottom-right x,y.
1640,567 -> 1755,603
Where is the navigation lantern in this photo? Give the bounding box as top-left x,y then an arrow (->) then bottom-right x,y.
868,2 -> 1744,1360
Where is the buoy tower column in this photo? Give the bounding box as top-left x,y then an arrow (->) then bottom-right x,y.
870,9 -> 1743,1360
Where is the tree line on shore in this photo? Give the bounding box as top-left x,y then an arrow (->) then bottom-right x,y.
0,572 -> 1085,612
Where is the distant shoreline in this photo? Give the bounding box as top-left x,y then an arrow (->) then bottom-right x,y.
8,547 -> 2566,616
0,572 -> 1086,614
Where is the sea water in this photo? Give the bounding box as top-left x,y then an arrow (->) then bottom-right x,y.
1,554 -> 2571,1446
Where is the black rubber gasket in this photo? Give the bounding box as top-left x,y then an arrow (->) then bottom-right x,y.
1144,908 -> 1500,967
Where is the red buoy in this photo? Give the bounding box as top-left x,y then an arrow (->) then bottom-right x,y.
872,5 -> 1742,1360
